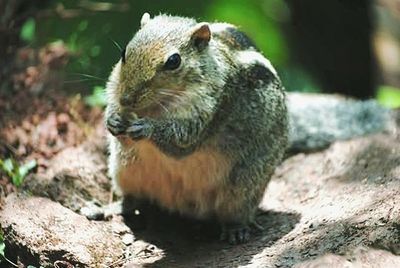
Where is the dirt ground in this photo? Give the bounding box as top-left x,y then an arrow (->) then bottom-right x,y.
1,121 -> 400,267
0,45 -> 399,267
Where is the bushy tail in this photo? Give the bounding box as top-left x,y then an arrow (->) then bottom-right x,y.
287,93 -> 394,152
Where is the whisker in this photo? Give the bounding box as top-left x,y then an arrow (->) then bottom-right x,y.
109,37 -> 123,52
160,88 -> 185,95
158,89 -> 187,100
158,91 -> 180,99
151,97 -> 169,114
158,91 -> 185,108
161,89 -> 199,104
69,73 -> 108,82
63,78 -> 101,84
158,101 -> 170,114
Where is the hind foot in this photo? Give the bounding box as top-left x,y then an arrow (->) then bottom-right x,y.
220,223 -> 251,244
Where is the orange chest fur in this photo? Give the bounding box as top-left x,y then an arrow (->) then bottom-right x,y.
116,139 -> 232,214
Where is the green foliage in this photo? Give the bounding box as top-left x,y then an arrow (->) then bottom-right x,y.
20,18 -> 36,42
377,85 -> 400,108
0,232 -> 19,266
0,231 -> 4,260
206,0 -> 289,66
65,20 -> 96,71
206,0 -> 321,93
0,158 -> 37,187
32,0 -> 319,94
279,67 -> 321,92
0,230 -> 7,266
84,86 -> 107,108
33,0 -> 292,84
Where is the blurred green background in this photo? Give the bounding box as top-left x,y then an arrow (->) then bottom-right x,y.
17,0 -> 400,107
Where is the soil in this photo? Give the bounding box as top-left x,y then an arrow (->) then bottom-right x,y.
0,45 -> 399,267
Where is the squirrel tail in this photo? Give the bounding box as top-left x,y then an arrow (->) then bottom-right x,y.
287,93 -> 395,152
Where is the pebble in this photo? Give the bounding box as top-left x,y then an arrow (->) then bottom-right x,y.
122,233 -> 135,245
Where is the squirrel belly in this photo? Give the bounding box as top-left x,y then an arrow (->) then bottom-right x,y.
108,135 -> 233,219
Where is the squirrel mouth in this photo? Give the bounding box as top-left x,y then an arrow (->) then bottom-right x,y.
133,92 -> 176,117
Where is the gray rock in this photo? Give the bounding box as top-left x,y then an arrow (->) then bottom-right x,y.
0,194 -> 127,267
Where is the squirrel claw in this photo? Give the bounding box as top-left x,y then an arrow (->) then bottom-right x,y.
220,223 -> 251,244
126,119 -> 153,140
106,115 -> 127,136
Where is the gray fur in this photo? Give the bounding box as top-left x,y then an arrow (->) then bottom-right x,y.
105,14 -> 288,243
104,14 -> 391,244
287,93 -> 392,152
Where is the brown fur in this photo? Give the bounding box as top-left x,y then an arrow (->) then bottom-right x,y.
105,15 -> 289,243
116,138 -> 233,218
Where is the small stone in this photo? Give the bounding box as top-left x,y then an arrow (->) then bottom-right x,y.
122,233 -> 135,245
358,159 -> 367,166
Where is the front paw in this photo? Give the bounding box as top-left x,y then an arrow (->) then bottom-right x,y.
126,118 -> 154,140
106,114 -> 127,136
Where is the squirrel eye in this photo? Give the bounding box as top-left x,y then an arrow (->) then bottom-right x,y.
121,48 -> 126,64
164,53 -> 181,70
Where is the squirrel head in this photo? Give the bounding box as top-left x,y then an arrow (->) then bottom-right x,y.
114,13 -> 218,116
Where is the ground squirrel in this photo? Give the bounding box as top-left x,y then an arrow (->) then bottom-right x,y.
104,13 -> 392,244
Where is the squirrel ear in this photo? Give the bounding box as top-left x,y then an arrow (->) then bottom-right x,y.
140,12 -> 151,28
191,23 -> 211,50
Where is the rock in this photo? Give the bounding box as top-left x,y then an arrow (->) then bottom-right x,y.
23,138 -> 112,211
3,119 -> 400,267
294,247 -> 400,268
0,194 -> 128,267
122,234 -> 135,245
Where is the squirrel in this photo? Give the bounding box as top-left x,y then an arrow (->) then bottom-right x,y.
103,13 -> 393,244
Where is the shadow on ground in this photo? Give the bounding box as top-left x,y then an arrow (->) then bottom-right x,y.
124,207 -> 300,267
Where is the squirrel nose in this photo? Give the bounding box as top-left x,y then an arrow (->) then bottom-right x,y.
120,83 -> 146,106
120,94 -> 133,106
